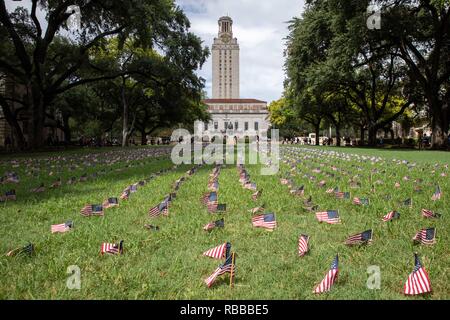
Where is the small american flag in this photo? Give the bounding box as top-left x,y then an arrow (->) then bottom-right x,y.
318,180 -> 326,187
382,210 -> 400,222
345,230 -> 373,246
252,213 -> 277,230
205,253 -> 235,288
252,190 -> 262,201
102,197 -> 119,209
101,240 -> 123,255
208,180 -> 219,192
202,192 -> 218,205
298,234 -> 309,257
326,187 -> 338,194
244,182 -> 257,191
120,189 -> 130,200
313,255 -> 339,294
421,209 -> 441,219
203,218 -> 225,231
404,253 -> 432,295
412,228 -> 436,245
403,198 -> 413,207
6,243 -> 34,257
290,185 -> 304,196
353,197 -> 369,206
431,185 -> 441,201
203,242 -> 231,259
280,178 -> 289,185
5,190 -> 16,201
315,210 -> 341,224
149,201 -> 169,218
335,191 -> 350,199
51,220 -> 73,233
80,204 -> 104,216
130,184 -> 138,193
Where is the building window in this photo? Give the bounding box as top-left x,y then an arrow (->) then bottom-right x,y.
204,122 -> 208,131
214,122 -> 218,130
244,122 -> 249,131
224,121 -> 228,130
235,122 -> 238,130
254,122 -> 259,131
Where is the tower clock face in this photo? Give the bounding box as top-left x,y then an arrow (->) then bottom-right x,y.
221,34 -> 231,43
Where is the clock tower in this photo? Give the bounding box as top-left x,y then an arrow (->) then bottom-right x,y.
212,16 -> 240,99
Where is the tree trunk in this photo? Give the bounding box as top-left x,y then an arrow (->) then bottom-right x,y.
360,126 -> 365,146
315,123 -> 320,146
0,100 -> 27,150
140,129 -> 147,145
368,124 -> 378,147
121,82 -> 129,147
429,96 -> 449,149
335,126 -> 341,147
62,113 -> 71,145
30,83 -> 46,150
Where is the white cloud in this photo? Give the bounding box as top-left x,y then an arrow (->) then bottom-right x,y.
177,0 -> 305,103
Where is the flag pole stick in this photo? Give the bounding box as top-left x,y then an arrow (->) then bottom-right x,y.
230,252 -> 235,288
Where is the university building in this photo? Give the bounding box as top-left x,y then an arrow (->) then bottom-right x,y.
201,16 -> 270,141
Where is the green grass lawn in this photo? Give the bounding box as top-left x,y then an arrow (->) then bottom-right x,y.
0,146 -> 448,299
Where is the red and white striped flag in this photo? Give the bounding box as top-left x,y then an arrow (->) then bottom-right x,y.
315,210 -> 341,224
298,234 -> 309,257
431,185 -> 441,201
203,242 -> 230,259
205,253 -> 234,288
51,221 -> 73,234
101,240 -> 123,255
382,210 -> 400,222
313,255 -> 339,294
404,254 -> 432,295
252,190 -> 262,201
421,208 -> 441,219
412,228 -> 436,245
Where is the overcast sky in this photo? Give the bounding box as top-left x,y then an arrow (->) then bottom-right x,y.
176,0 -> 305,103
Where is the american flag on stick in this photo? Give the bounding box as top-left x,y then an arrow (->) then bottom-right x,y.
382,210 -> 400,222
431,185 -> 441,201
102,197 -> 119,209
298,234 -> 310,257
6,243 -> 34,257
51,220 -> 73,234
80,204 -> 104,216
335,191 -> 350,199
101,240 -> 124,255
205,252 -> 235,288
353,197 -> 369,206
149,200 -> 169,218
251,190 -> 262,201
5,190 -> 16,201
404,253 -> 432,295
203,242 -> 231,259
120,189 -> 130,200
421,209 -> 441,219
315,210 -> 341,224
412,227 -> 436,245
344,229 -> 373,246
252,213 -> 277,230
313,255 -> 339,294
203,218 -> 225,231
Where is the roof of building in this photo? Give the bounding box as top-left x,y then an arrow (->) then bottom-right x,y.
203,99 -> 267,104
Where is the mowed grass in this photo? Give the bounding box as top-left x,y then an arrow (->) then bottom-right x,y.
0,146 -> 448,299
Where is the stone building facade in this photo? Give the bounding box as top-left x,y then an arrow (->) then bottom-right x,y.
203,16 -> 270,141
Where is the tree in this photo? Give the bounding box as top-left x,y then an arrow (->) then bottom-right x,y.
0,0 -> 208,149
379,0 -> 450,148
